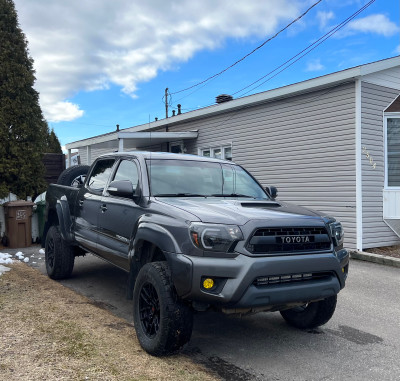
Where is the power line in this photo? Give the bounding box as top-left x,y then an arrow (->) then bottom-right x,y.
170,0 -> 323,96
172,81 -> 214,109
233,0 -> 376,97
170,0 -> 376,111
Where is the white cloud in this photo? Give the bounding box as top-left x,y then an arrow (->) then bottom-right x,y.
44,101 -> 84,123
346,14 -> 400,37
316,11 -> 334,30
14,0 -> 302,122
305,59 -> 324,72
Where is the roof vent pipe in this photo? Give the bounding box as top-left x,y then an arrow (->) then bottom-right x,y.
116,124 -> 120,131
216,94 -> 233,104
177,104 -> 182,115
172,110 -> 176,116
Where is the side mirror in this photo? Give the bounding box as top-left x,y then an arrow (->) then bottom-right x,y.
107,180 -> 140,201
265,186 -> 278,200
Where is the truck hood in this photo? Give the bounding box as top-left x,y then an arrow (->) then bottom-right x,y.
155,198 -> 325,226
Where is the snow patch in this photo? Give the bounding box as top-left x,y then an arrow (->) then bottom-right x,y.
0,264 -> 11,275
0,252 -> 13,265
39,249 -> 45,255
0,253 -> 14,277
15,251 -> 24,260
10,251 -> 31,264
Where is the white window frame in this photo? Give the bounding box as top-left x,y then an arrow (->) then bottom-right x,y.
384,113 -> 400,189
198,144 -> 232,160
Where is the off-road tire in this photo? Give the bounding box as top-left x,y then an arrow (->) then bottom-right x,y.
57,165 -> 90,187
133,261 -> 193,356
280,295 -> 337,329
45,225 -> 75,280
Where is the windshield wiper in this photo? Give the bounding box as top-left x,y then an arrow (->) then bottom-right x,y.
210,193 -> 256,198
154,193 -> 207,197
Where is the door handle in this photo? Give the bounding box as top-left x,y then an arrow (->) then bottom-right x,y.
78,199 -> 84,206
100,204 -> 107,212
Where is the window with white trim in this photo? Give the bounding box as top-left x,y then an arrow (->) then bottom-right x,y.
386,116 -> 400,187
200,145 -> 232,161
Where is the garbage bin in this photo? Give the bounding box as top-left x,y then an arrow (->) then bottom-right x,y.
4,200 -> 35,248
35,200 -> 46,243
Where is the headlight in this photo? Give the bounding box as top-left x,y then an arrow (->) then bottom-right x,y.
328,220 -> 344,247
189,223 -> 243,252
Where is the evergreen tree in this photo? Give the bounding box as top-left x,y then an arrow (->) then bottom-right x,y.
0,0 -> 48,199
46,126 -> 62,154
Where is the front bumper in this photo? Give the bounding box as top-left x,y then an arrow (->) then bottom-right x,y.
167,249 -> 349,309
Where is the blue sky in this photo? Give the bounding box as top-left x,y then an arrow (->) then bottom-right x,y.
13,0 -> 400,149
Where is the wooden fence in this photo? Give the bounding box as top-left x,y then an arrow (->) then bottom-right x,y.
42,153 -> 65,185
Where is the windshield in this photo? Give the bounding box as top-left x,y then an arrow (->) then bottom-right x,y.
147,159 -> 269,199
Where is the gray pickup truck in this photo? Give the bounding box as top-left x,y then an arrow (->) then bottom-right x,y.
43,151 -> 349,355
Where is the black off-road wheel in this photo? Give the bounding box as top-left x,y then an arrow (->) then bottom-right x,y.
45,225 -> 75,280
133,262 -> 193,356
280,295 -> 337,329
57,165 -> 90,187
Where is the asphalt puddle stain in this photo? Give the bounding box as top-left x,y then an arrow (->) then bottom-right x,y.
185,347 -> 261,381
326,325 -> 383,345
207,356 -> 258,381
89,300 -> 117,311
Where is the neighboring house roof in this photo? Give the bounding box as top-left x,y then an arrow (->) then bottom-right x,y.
385,94 -> 400,112
66,56 -> 400,150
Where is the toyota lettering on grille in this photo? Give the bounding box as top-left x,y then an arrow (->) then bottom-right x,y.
279,236 -> 312,243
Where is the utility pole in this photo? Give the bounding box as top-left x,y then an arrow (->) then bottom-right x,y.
165,88 -> 169,118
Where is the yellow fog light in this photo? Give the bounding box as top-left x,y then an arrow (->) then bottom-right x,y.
203,278 -> 214,289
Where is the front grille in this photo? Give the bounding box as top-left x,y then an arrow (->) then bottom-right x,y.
247,227 -> 331,254
253,272 -> 333,287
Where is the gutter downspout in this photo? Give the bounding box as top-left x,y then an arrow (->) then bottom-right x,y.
355,78 -> 363,250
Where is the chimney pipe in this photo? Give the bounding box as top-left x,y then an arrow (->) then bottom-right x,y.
216,94 -> 233,104
155,117 -> 158,121
116,124 -> 120,131
177,104 -> 182,115
172,110 -> 176,116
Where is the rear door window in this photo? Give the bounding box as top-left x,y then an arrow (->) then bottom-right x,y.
87,159 -> 115,192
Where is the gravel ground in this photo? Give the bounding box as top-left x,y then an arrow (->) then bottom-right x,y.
363,245 -> 400,259
0,262 -> 219,381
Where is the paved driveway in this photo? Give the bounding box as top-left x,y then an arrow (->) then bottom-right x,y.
24,248 -> 400,381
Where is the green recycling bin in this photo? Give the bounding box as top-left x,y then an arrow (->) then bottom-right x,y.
35,200 -> 46,243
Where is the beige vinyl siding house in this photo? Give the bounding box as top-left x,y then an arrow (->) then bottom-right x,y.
164,82 -> 358,248
66,56 -> 400,251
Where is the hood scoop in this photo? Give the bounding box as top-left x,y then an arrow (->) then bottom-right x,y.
241,201 -> 281,208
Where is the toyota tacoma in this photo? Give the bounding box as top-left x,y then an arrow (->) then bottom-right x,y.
43,152 -> 349,355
